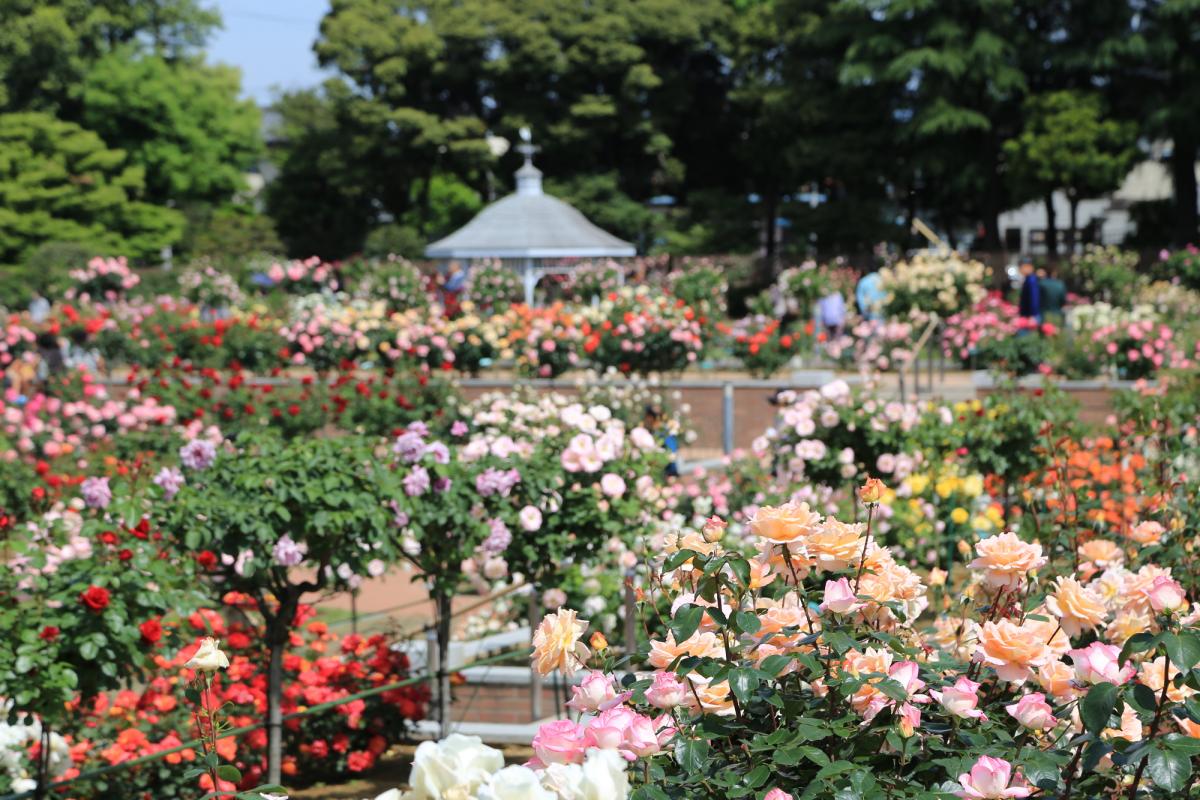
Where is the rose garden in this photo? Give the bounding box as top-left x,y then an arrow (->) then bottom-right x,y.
0,246 -> 1199,800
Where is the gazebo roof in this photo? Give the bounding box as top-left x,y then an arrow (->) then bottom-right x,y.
425,146 -> 636,260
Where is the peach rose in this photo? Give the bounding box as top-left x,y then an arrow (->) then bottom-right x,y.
1077,539 -> 1124,571
806,518 -> 866,571
1021,607 -> 1071,657
1045,577 -> 1108,637
1138,655 -> 1196,703
532,608 -> 590,677
1036,659 -> 1079,700
1127,520 -> 1164,545
749,501 -> 822,545
968,532 -> 1047,589
647,631 -> 722,669
1105,609 -> 1152,646
974,620 -> 1051,683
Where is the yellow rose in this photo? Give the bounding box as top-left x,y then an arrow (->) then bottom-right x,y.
950,507 -> 969,525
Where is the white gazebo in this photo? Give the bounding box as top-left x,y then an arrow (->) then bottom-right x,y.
425,131 -> 636,305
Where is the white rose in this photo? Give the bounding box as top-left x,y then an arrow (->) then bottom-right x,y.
185,637 -> 229,673
404,734 -> 505,799
540,749 -> 631,800
477,765 -> 555,800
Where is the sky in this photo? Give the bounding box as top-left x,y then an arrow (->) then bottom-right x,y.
207,0 -> 332,104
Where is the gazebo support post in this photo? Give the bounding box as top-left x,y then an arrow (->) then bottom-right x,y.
522,258 -> 537,306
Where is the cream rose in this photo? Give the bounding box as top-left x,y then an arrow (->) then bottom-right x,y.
185,637 -> 230,673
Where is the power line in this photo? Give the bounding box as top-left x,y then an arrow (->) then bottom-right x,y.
223,9 -> 319,27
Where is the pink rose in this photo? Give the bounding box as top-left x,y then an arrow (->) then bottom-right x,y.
931,677 -> 986,721
566,671 -> 629,713
764,791 -> 794,800
1068,642 -> 1134,685
955,755 -> 1032,799
819,577 -> 861,615
1145,575 -> 1187,613
532,718 -> 588,765
585,706 -> 659,760
1004,692 -> 1057,730
600,473 -> 626,498
646,671 -> 688,710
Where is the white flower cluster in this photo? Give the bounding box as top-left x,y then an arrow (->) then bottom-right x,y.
377,734 -> 629,800
0,708 -> 72,794
878,250 -> 987,316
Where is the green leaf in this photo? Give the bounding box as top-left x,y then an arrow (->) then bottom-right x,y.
217,764 -> 243,783
758,654 -> 792,677
663,549 -> 698,571
676,737 -> 710,774
1080,682 -> 1119,734
1163,733 -> 1200,756
1119,632 -> 1161,665
1129,683 -> 1158,715
1147,747 -> 1192,791
730,668 -> 758,704
1163,632 -> 1200,672
734,610 -> 761,634
670,605 -> 704,643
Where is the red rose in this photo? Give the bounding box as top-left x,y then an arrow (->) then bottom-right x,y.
196,551 -> 218,570
80,585 -> 110,612
346,750 -> 374,772
139,618 -> 163,644
98,530 -> 118,546
117,549 -> 133,561
40,626 -> 60,641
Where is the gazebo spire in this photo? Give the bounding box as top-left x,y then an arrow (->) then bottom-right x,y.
515,127 -> 542,197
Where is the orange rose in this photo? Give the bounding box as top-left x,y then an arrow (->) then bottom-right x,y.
975,619 -> 1051,683
750,501 -> 822,545
859,477 -> 886,504
1077,539 -> 1124,571
1138,656 -> 1196,704
967,532 -> 1047,589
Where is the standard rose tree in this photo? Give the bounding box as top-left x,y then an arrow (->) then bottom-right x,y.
158,430 -> 396,785
0,476 -> 203,795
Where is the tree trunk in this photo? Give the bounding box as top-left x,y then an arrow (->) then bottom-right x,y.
1068,195 -> 1079,255
1170,129 -> 1198,246
760,191 -> 779,285
265,596 -> 296,787
1044,194 -> 1058,257
435,590 -> 453,738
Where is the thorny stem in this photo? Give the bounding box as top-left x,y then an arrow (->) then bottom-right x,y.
853,503 -> 877,594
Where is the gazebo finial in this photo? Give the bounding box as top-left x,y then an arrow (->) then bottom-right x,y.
515,127 -> 542,196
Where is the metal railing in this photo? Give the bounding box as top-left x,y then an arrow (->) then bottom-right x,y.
898,314 -> 943,402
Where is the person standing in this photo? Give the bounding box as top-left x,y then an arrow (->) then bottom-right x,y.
1037,264 -> 1066,326
1017,259 -> 1041,323
855,271 -> 885,321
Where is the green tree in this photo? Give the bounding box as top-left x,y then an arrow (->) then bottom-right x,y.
1114,0 -> 1200,245
79,50 -> 261,205
0,111 -> 184,264
1004,91 -> 1138,252
265,86 -> 379,259
839,0 -> 1028,250
0,0 -> 221,114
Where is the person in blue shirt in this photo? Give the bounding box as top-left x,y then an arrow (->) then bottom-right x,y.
855,271 -> 885,321
1018,259 -> 1041,323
